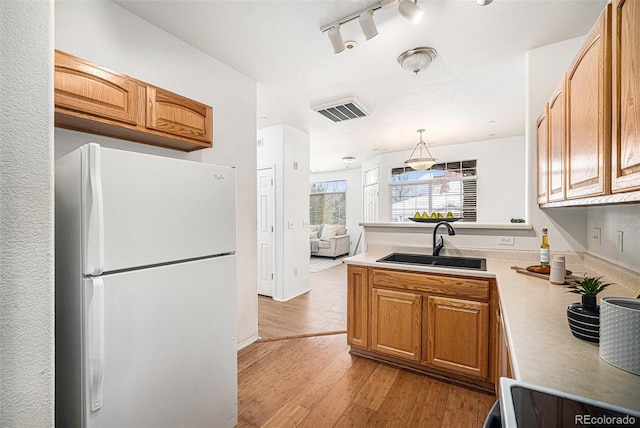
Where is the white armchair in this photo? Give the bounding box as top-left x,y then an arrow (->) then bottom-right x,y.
310,224 -> 350,258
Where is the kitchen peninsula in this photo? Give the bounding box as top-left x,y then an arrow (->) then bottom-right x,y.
344,251 -> 640,412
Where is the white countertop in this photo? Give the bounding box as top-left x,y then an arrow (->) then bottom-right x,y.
344,252 -> 640,412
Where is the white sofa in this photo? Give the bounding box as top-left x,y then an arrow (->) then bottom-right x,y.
310,224 -> 350,258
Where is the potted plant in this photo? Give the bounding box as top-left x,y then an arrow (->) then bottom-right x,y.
566,274 -> 613,343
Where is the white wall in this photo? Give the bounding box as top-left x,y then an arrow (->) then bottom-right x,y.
0,1 -> 55,426
54,0 -> 259,347
362,37 -> 592,256
376,136 -> 527,224
257,124 -> 311,301
310,167 -> 363,255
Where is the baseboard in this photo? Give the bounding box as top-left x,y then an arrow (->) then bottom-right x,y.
236,334 -> 259,351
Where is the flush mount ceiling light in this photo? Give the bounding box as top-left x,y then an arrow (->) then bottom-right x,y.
405,129 -> 437,170
397,47 -> 437,74
320,0 -> 424,54
342,156 -> 356,166
476,0 -> 494,4
398,0 -> 424,24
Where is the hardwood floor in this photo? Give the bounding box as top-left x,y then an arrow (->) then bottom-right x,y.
238,333 -> 496,427
258,261 -> 347,340
249,260 -> 495,426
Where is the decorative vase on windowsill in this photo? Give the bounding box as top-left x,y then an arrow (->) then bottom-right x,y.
566,275 -> 613,343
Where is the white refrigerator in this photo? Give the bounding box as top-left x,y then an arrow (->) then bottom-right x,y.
55,143 -> 237,427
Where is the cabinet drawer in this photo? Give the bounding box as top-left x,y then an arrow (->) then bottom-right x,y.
371,268 -> 489,301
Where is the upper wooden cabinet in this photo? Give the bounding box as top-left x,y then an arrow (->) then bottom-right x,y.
146,87 -> 212,144
54,50 -> 212,152
611,0 -> 640,192
536,109 -> 549,204
566,7 -> 611,199
538,3 -> 640,206
548,78 -> 567,203
55,51 -> 139,126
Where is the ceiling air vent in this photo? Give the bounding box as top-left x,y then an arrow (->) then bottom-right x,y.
312,97 -> 370,123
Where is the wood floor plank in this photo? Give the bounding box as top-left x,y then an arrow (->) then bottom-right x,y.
333,403 -> 377,427
477,390 -> 498,426
261,401 -> 310,428
441,382 -> 481,427
352,363 -> 400,411
296,356 -> 379,427
259,262 -> 347,339
368,369 -> 425,427
405,376 -> 451,427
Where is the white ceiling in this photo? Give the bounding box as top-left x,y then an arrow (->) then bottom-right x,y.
115,0 -> 606,172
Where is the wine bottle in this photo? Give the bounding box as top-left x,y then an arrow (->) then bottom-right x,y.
540,228 -> 550,265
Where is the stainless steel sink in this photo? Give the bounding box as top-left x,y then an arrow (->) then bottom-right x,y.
376,253 -> 487,271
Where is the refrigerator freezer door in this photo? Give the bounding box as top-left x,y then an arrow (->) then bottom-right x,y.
85,256 -> 237,428
83,144 -> 236,273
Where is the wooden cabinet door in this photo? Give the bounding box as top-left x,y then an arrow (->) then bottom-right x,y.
426,296 -> 489,379
537,108 -> 549,204
612,0 -> 640,192
146,86 -> 213,144
566,5 -> 611,199
371,287 -> 421,362
548,78 -> 567,202
347,265 -> 369,349
54,50 -> 138,125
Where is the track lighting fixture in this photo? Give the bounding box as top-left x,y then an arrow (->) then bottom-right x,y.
358,10 -> 378,40
321,0 -> 424,53
398,0 -> 424,24
328,24 -> 345,54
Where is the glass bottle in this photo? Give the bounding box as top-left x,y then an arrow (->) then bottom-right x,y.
540,228 -> 550,265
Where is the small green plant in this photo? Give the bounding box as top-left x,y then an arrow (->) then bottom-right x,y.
567,274 -> 613,297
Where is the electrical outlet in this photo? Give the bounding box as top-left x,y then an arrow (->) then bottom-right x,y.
592,227 -> 601,246
497,236 -> 515,246
616,231 -> 624,252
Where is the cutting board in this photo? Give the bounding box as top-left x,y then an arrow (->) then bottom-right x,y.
510,266 -> 581,284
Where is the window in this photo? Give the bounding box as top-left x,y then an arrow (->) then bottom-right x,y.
310,180 -> 346,226
389,160 -> 477,222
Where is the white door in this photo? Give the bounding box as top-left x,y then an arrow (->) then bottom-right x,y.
364,183 -> 379,222
85,256 -> 237,428
257,167 -> 275,297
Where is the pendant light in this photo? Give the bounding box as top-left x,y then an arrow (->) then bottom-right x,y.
405,129 -> 437,170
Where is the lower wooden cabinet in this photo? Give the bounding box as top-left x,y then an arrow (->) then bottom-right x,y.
425,296 -> 489,379
371,287 -> 422,361
347,265 -> 369,349
347,265 -> 496,389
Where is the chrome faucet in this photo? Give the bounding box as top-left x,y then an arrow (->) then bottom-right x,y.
433,221 -> 456,256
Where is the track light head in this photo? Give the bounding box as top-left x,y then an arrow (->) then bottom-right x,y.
328,24 -> 345,54
399,0 -> 424,24
358,10 -> 378,40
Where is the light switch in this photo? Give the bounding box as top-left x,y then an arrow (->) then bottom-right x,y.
592,227 -> 601,246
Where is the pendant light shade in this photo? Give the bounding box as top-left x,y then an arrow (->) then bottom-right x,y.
398,0 -> 424,24
397,47 -> 437,74
405,129 -> 437,170
328,24 -> 345,54
358,10 -> 378,40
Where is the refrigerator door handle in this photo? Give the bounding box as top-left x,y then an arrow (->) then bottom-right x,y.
86,276 -> 105,412
85,143 -> 104,275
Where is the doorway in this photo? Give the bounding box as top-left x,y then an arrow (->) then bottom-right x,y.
257,167 -> 275,297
